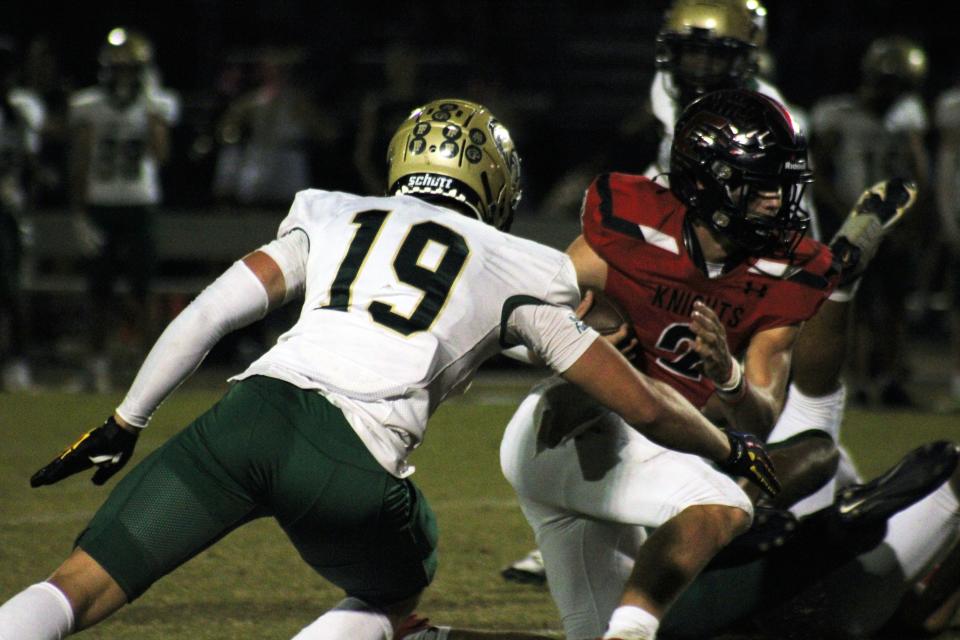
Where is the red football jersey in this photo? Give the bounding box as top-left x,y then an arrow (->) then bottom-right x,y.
582,173 -> 837,408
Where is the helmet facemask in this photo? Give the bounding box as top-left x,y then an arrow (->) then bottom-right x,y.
657,31 -> 757,107
655,0 -> 762,108
707,166 -> 810,257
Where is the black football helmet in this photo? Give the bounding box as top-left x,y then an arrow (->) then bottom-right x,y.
670,88 -> 812,257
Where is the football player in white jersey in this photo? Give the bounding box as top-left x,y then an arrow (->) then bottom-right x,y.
0,40 -> 45,391
68,27 -> 180,391
810,36 -> 930,408
0,99 -> 779,640
934,81 -> 960,413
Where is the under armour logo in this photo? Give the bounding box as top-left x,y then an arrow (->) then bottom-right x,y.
743,282 -> 768,297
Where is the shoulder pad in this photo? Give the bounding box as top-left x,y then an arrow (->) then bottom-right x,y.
582,172 -> 678,239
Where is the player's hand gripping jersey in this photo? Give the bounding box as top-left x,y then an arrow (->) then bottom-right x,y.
582,173 -> 836,408
234,190 -> 595,476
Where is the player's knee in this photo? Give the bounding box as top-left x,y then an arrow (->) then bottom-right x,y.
682,503 -> 752,547
48,549 -> 126,629
378,591 -> 421,620
724,504 -> 753,539
768,430 -> 840,501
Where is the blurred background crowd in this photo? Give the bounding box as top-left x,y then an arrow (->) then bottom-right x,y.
1,0 -> 959,413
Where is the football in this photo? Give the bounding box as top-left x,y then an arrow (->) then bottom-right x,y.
581,289 -> 632,336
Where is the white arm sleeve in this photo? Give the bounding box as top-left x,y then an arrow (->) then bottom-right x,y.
504,300 -> 599,373
115,261 -> 271,427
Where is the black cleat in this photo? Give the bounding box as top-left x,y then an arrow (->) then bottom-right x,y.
851,177 -> 917,229
829,177 -> 918,284
836,440 -> 960,526
708,506 -> 799,569
500,549 -> 547,585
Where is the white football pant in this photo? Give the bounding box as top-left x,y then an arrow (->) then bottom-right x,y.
500,377 -> 752,640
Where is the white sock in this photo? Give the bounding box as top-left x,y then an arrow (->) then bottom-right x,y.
0,582 -> 74,640
828,278 -> 861,303
768,384 -> 849,517
880,478 -> 960,581
603,605 -> 659,640
817,479 -> 960,637
404,626 -> 451,640
291,597 -> 392,640
770,383 -> 846,443
834,445 -> 863,487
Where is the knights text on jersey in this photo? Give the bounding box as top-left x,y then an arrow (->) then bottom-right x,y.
581,173 -> 836,408
234,190 -> 583,476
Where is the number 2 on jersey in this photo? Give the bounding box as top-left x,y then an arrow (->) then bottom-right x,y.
322,209 -> 469,335
654,323 -> 702,381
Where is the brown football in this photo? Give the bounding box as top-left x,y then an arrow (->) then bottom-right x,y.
581,289 -> 632,336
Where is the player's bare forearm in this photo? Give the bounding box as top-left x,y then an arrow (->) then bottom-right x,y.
716,378 -> 781,440
563,339 -> 731,463
717,326 -> 795,439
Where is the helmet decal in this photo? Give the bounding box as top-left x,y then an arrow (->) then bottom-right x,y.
670,88 -> 812,257
386,99 -> 522,231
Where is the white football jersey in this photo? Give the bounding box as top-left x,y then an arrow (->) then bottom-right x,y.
1,88 -> 45,211
935,87 -> 960,218
234,190 -> 590,477
68,85 -> 180,206
812,92 -> 928,207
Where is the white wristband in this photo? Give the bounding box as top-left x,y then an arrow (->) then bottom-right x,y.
715,356 -> 743,393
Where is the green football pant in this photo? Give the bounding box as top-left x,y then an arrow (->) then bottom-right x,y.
76,375 -> 438,605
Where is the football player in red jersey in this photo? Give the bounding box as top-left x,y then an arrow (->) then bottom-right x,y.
495,90 -> 940,640
505,88 -> 834,640
401,90 -> 957,640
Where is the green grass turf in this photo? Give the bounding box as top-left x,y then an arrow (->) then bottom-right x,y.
1,379 -> 958,638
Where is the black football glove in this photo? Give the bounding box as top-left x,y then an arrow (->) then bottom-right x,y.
720,430 -> 781,497
30,416 -> 139,487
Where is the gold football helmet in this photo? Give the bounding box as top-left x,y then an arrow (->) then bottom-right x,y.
656,0 -> 764,106
98,27 -> 153,106
99,27 -> 153,68
386,99 -> 522,231
862,36 -> 928,89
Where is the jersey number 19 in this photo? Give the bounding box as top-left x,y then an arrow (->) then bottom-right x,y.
322,210 -> 469,335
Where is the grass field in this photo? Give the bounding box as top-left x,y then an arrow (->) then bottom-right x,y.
1,373 -> 959,639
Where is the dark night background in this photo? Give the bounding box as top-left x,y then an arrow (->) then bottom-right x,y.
4,1 -> 959,397
6,0 -> 957,212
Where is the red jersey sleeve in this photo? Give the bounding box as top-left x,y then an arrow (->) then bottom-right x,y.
581,173 -> 683,275
746,237 -> 838,332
